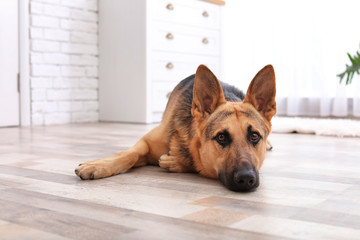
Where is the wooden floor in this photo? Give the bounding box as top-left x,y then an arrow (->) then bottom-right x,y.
0,123 -> 360,240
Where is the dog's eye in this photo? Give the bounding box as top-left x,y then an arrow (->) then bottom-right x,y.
250,132 -> 260,142
247,126 -> 262,147
214,131 -> 231,148
249,131 -> 261,146
217,133 -> 226,142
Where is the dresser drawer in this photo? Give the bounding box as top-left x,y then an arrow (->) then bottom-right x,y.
100,0 -> 223,123
151,21 -> 220,56
151,0 -> 221,30
151,51 -> 220,82
152,81 -> 178,112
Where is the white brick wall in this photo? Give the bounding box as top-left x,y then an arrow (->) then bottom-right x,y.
30,0 -> 99,125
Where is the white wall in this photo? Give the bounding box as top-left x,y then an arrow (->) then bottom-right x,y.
25,0 -> 360,124
29,0 -> 99,125
222,0 -> 360,99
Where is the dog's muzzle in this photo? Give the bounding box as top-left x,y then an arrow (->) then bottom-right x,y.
219,166 -> 259,192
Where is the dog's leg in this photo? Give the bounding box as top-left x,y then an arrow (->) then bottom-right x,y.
75,139 -> 149,180
75,126 -> 168,180
159,134 -> 194,173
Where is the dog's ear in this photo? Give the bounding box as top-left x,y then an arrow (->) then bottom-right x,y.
192,65 -> 226,119
243,65 -> 276,122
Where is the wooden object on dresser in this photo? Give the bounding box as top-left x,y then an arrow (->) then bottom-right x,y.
99,0 -> 224,123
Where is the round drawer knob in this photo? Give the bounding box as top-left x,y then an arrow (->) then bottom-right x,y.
166,33 -> 174,40
166,62 -> 174,69
202,38 -> 209,44
166,3 -> 174,10
202,11 -> 209,17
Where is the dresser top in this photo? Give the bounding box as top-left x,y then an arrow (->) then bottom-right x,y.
201,0 -> 225,6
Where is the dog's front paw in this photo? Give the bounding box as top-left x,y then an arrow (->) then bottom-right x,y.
75,161 -> 111,180
159,154 -> 187,173
266,140 -> 273,151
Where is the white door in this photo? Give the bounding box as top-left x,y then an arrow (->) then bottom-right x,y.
0,1 -> 19,127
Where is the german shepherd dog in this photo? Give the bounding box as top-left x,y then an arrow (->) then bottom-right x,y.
75,65 -> 276,192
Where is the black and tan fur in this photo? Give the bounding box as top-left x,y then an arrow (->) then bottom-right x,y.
75,65 -> 276,191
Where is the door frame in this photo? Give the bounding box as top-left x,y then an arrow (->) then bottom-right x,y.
19,0 -> 31,126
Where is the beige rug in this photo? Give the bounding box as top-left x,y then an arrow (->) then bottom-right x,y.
271,117 -> 360,137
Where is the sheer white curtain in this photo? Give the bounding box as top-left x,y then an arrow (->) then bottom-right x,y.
221,0 -> 360,117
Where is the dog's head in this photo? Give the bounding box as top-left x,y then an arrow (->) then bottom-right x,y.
192,65 -> 276,192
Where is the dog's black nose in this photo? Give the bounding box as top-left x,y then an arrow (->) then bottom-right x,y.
233,168 -> 258,191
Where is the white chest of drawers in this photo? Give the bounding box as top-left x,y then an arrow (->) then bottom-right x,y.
99,0 -> 224,123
